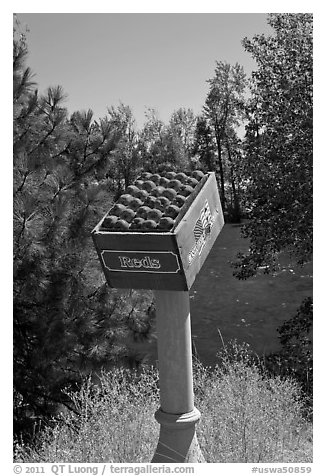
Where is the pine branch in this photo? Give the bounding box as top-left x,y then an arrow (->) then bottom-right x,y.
27,124 -> 56,157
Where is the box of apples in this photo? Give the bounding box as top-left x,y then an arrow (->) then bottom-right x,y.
92,170 -> 224,291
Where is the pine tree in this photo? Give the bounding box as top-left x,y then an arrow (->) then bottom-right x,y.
13,32 -> 154,440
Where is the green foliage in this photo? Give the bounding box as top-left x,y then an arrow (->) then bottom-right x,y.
14,367 -> 160,463
105,103 -> 141,195
138,107 -> 196,173
265,297 -> 313,410
196,342 -> 311,463
14,344 -> 312,463
13,34 -> 154,440
233,13 -> 313,278
13,14 -> 313,454
192,62 -> 247,222
167,107 -> 197,168
192,116 -> 215,171
137,108 -> 166,170
203,61 -> 247,213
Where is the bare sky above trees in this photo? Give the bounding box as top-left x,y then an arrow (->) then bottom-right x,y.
17,13 -> 272,127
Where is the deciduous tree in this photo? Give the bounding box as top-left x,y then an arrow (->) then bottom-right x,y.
105,103 -> 140,195
192,115 -> 215,171
138,107 -> 196,173
233,13 -> 313,278
204,61 -> 247,212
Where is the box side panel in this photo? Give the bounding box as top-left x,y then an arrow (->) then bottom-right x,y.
92,231 -> 187,290
105,269 -> 187,291
92,230 -> 176,252
91,232 -> 115,288
175,173 -> 224,289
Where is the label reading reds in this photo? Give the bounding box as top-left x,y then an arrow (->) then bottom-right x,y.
119,255 -> 160,270
101,250 -> 181,274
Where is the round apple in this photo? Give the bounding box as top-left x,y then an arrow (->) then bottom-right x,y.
134,180 -> 144,188
175,172 -> 188,183
130,217 -> 144,229
120,208 -> 136,222
135,189 -> 149,201
147,208 -> 163,222
162,188 -> 177,201
137,205 -> 151,219
167,179 -> 182,192
144,195 -> 157,209
110,203 -> 126,217
192,170 -> 205,181
151,185 -> 165,197
133,188 -> 147,200
129,197 -> 143,211
140,171 -> 153,180
179,185 -> 194,197
165,171 -> 176,180
101,215 -> 118,229
149,173 -> 161,184
153,198 -> 165,212
125,185 -> 140,196
118,194 -> 134,206
187,177 -> 199,188
159,176 -> 170,187
165,204 -> 181,219
174,194 -> 187,207
115,219 -> 130,230
158,216 -> 175,231
157,196 -> 170,209
142,180 -> 156,192
142,219 -> 157,230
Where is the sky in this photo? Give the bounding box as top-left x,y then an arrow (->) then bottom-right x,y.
17,13 -> 272,128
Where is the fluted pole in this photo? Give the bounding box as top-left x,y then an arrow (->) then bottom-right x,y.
152,290 -> 205,463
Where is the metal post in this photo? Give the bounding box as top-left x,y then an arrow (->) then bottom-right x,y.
152,290 -> 205,463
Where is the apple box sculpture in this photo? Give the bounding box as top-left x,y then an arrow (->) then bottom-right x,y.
92,170 -> 224,462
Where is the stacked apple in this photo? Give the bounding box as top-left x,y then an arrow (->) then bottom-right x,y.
100,170 -> 206,232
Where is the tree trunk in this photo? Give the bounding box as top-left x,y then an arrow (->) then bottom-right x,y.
226,141 -> 241,222
216,137 -> 226,212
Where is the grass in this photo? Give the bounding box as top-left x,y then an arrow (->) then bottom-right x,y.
194,343 -> 312,463
124,223 -> 313,368
14,342 -> 312,464
189,223 -> 313,365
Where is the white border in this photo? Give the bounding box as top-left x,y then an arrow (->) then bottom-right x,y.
100,250 -> 181,274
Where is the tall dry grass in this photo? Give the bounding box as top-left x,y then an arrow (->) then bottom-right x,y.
14,342 -> 312,463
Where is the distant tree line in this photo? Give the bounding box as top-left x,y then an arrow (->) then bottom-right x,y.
13,13 -> 312,441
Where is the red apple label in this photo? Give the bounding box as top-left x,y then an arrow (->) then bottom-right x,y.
101,250 -> 181,274
188,200 -> 216,265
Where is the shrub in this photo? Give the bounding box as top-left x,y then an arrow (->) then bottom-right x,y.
14,343 -> 312,463
195,342 -> 311,463
14,366 -> 160,463
264,297 -> 313,413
